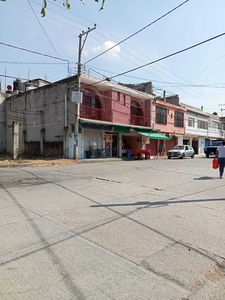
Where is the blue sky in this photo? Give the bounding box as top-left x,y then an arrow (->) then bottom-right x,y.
1,0 -> 225,114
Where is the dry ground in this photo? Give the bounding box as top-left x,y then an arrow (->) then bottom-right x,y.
0,156 -> 77,167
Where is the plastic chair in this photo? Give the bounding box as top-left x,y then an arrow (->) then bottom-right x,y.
127,149 -> 131,159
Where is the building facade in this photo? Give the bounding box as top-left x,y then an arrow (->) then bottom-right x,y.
0,92 -> 6,153
4,74 -> 162,159
147,95 -> 186,156
181,104 -> 209,154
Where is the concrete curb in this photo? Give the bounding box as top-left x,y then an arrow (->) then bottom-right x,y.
0,154 -> 207,168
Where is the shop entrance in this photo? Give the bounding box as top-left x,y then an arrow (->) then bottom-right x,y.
192,139 -> 198,154
105,134 -> 118,157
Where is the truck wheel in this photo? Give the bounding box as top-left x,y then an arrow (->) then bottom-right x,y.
206,154 -> 209,158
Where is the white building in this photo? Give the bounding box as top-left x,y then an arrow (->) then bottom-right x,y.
181,104 -> 209,154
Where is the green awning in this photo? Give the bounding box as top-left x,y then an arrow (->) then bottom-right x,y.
80,118 -> 155,134
150,132 -> 170,140
136,130 -> 170,140
114,125 -> 130,133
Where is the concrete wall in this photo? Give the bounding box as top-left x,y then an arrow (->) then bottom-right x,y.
5,76 -> 78,156
0,92 -> 6,153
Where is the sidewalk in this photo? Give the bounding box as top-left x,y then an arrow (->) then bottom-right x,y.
0,154 -> 205,168
0,156 -> 124,168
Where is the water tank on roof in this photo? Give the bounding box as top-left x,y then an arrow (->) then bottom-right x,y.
13,78 -> 23,91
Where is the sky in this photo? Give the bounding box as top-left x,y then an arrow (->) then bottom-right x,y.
1,0 -> 225,115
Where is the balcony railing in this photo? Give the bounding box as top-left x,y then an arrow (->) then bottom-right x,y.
130,115 -> 150,127
80,105 -> 110,121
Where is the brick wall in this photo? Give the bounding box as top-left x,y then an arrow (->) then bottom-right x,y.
111,91 -> 130,124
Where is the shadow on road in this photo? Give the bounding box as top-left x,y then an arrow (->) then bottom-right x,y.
1,167 -> 225,292
194,176 -> 219,180
90,197 -> 225,208
0,182 -> 86,299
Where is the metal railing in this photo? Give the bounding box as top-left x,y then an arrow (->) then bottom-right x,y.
80,105 -> 103,120
130,115 -> 150,127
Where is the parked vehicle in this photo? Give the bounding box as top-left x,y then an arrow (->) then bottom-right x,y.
204,140 -> 223,158
167,145 -> 195,159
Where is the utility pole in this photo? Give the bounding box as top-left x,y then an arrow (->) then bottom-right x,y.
74,25 -> 96,160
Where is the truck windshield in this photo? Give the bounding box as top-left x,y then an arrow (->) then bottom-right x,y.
212,141 -> 223,146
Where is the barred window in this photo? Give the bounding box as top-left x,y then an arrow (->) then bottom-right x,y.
123,94 -> 126,106
188,117 -> 194,127
197,119 -> 208,129
156,106 -> 167,125
174,111 -> 184,127
117,92 -> 120,102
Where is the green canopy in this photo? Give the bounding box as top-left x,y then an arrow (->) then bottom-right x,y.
114,125 -> 130,133
135,130 -> 170,140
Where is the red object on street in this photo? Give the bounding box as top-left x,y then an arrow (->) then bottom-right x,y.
131,149 -> 152,160
212,159 -> 219,169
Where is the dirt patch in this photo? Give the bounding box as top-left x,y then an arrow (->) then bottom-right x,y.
0,158 -> 77,167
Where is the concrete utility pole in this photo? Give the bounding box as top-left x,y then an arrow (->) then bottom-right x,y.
74,25 -> 96,160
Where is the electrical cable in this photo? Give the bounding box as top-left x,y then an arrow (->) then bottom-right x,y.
106,33 -> 225,80
84,0 -> 190,65
29,0 -> 224,105
0,42 -> 69,66
0,61 -> 68,65
27,0 -> 60,58
6,0 -> 225,106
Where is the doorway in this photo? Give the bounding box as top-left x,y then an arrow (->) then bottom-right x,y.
105,134 -> 118,157
192,139 -> 198,154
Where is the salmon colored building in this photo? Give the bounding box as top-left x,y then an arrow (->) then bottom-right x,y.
146,96 -> 187,156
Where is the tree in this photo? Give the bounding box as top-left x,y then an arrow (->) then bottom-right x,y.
0,0 -> 106,17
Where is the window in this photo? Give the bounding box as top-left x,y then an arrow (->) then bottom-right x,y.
81,92 -> 101,120
83,93 -> 100,108
188,117 -> 194,127
131,101 -> 142,116
123,95 -> 126,106
197,120 -> 208,129
156,106 -> 167,125
174,111 -> 184,127
117,92 -> 120,102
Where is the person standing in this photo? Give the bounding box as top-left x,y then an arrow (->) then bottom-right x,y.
215,140 -> 225,179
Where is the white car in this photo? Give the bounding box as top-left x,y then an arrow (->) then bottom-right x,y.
167,145 -> 195,159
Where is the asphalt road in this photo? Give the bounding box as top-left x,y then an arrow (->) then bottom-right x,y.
0,157 -> 225,300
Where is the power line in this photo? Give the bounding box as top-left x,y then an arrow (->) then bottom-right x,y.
10,0 -> 223,106
85,65 -> 225,88
0,74 -> 29,80
109,32 -> 225,80
84,0 -> 190,65
0,42 -> 70,67
0,61 -> 67,65
7,0 -> 225,106
27,0 -> 60,57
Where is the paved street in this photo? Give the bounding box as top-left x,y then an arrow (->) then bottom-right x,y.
0,157 -> 225,300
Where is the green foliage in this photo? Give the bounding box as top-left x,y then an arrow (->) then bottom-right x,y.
0,0 -> 106,17
41,0 -> 106,16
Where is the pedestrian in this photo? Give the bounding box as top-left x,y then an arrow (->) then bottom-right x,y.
215,140 -> 225,179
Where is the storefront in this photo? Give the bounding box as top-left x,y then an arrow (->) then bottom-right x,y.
79,118 -> 169,159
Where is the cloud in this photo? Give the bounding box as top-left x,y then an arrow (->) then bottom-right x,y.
92,40 -> 120,59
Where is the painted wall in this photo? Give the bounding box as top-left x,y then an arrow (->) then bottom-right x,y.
152,101 -> 186,135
